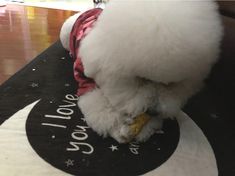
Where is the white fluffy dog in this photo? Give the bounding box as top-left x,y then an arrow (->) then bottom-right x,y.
60,0 -> 223,143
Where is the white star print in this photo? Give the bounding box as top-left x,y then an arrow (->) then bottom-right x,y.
109,145 -> 118,151
61,57 -> 65,60
32,68 -> 36,71
155,130 -> 164,134
210,113 -> 219,119
64,83 -> 70,87
65,159 -> 74,167
30,83 -> 39,88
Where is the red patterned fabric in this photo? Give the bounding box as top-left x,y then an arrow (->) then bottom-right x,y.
69,8 -> 103,96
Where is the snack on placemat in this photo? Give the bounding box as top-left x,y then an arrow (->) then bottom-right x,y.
129,113 -> 151,137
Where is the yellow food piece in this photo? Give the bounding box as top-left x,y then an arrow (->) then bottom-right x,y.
129,113 -> 151,137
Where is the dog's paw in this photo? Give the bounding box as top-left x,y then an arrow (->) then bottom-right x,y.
110,114 -> 160,143
110,123 -> 134,143
135,117 -> 163,142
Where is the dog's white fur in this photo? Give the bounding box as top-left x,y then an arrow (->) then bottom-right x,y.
60,0 -> 223,143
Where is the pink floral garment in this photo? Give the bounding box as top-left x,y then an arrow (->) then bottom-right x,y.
69,8 -> 103,96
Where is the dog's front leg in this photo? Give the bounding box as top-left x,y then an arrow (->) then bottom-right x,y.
97,77 -> 157,119
153,78 -> 204,119
78,88 -> 142,143
93,77 -> 164,142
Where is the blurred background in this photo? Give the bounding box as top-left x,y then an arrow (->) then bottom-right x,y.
0,0 -> 94,11
0,0 -> 92,84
